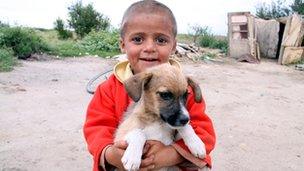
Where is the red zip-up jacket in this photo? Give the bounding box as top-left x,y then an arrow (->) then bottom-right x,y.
83,61 -> 216,171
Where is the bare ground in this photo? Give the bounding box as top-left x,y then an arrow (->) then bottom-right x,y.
0,57 -> 304,171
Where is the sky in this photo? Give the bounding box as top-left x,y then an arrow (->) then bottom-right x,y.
0,0 -> 292,36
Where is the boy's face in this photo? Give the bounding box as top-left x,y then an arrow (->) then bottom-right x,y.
120,12 -> 176,74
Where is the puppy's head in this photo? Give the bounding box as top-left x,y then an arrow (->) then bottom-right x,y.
124,64 -> 202,128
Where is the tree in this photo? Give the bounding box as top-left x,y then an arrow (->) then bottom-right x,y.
255,0 -> 291,19
67,1 -> 110,38
54,18 -> 72,39
290,0 -> 304,15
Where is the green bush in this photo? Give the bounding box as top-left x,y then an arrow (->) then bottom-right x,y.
199,35 -> 228,53
54,18 -> 73,39
0,27 -> 50,59
0,47 -> 17,72
80,30 -> 119,52
68,2 -> 110,38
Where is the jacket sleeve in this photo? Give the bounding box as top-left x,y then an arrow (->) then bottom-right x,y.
83,79 -> 119,171
172,87 -> 216,169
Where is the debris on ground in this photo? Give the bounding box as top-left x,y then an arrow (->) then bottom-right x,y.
295,64 -> 304,71
237,54 -> 260,64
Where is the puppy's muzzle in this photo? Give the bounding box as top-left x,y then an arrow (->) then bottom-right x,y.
162,113 -> 189,128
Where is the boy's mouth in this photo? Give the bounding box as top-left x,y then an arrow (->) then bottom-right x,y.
139,58 -> 159,62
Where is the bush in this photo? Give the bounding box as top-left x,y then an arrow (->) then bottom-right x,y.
0,27 -> 50,59
0,47 -> 17,72
54,18 -> 73,39
68,2 -> 110,38
80,30 -> 119,52
197,28 -> 228,53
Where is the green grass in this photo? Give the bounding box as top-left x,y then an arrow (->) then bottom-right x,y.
176,34 -> 194,44
35,29 -> 120,57
0,47 -> 17,72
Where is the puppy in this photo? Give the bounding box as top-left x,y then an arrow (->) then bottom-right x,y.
114,63 -> 206,171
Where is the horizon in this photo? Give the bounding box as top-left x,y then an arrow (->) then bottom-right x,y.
0,0 -> 292,36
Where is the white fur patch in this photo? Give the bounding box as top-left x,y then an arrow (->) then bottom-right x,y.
180,101 -> 189,117
178,124 -> 206,159
122,129 -> 146,170
144,122 -> 174,145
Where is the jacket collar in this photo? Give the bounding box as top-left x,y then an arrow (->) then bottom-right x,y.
113,58 -> 181,83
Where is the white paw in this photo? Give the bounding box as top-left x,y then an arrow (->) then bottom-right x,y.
121,149 -> 141,171
186,136 -> 206,159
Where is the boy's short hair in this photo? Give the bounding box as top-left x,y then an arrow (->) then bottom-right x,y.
120,0 -> 177,38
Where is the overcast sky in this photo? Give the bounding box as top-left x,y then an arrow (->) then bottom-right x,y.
0,0 -> 292,35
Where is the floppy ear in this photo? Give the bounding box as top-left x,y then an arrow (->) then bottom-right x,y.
124,72 -> 153,102
187,77 -> 202,103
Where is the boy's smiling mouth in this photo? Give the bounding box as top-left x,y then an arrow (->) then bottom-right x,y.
139,58 -> 159,62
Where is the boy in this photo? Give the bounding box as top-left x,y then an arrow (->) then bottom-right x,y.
83,0 -> 216,170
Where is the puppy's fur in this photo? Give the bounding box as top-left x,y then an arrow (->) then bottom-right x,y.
114,64 -> 206,171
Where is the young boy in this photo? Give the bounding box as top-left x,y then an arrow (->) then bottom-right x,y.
83,1 -> 216,171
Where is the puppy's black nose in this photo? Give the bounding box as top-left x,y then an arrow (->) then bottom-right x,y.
179,115 -> 189,125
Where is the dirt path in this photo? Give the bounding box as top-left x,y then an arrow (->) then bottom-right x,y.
0,57 -> 303,171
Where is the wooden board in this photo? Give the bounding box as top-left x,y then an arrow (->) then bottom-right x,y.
278,16 -> 292,64
282,14 -> 303,47
281,47 -> 304,65
255,18 -> 280,58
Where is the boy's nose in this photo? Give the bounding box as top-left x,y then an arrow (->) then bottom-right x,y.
143,39 -> 156,53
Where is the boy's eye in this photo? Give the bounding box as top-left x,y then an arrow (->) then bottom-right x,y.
158,91 -> 174,100
156,37 -> 168,45
131,36 -> 143,44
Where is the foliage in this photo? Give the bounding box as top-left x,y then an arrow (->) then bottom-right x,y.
0,27 -> 50,59
290,0 -> 304,15
80,30 -> 120,52
188,24 -> 208,45
194,26 -> 228,53
176,34 -> 193,44
67,1 -> 110,38
255,0 -> 291,19
54,18 -> 72,39
0,21 -> 9,27
0,46 -> 17,72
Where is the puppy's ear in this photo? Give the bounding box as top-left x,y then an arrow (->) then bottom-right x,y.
124,72 -> 153,102
187,77 -> 202,103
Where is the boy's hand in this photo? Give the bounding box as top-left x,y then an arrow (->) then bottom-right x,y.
105,140 -> 154,170
142,140 -> 185,170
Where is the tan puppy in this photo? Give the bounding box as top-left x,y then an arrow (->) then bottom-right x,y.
115,63 -> 206,171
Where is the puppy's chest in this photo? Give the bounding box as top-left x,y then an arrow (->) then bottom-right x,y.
143,123 -> 174,145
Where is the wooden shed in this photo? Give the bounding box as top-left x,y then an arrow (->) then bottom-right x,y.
228,12 -> 304,65
227,12 -> 260,61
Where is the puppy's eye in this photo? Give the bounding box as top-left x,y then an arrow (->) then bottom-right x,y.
158,91 -> 173,100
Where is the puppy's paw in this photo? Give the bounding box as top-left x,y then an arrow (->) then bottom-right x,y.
121,150 -> 141,170
186,136 -> 206,159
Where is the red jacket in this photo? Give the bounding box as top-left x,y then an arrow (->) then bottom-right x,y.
83,73 -> 216,171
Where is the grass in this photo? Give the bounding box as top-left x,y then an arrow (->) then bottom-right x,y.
0,47 -> 17,72
177,34 -> 194,44
35,29 -> 120,57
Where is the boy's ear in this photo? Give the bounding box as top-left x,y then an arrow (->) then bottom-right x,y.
124,72 -> 153,102
119,38 -> 126,53
187,77 -> 202,103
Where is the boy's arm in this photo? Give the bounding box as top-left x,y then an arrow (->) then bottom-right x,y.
172,87 -> 216,169
83,80 -> 118,171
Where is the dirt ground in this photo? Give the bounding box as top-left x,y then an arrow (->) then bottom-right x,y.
0,56 -> 304,171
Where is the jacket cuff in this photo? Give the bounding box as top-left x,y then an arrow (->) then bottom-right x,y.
172,140 -> 208,169
99,145 -> 113,170
93,142 -> 113,171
